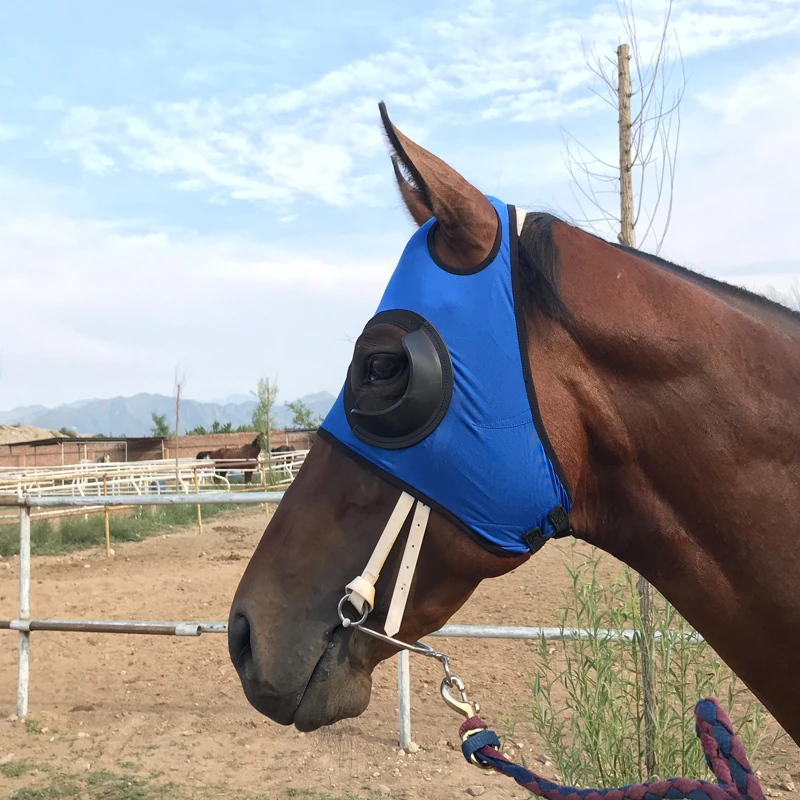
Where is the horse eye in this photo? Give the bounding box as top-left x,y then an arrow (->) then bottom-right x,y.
367,355 -> 403,383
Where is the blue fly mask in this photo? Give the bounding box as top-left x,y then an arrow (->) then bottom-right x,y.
320,196 -> 572,636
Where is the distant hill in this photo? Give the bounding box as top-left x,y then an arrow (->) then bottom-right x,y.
0,392 -> 336,437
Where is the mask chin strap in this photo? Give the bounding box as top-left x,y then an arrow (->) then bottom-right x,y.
344,491 -> 431,637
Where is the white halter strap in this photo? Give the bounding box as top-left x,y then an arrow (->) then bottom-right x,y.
345,491 -> 431,637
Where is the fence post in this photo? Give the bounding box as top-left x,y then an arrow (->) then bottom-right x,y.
17,504 -> 31,719
260,464 -> 270,521
103,475 -> 111,557
193,467 -> 203,534
397,650 -> 411,750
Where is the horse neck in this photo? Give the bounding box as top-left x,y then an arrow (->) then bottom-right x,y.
532,223 -> 800,743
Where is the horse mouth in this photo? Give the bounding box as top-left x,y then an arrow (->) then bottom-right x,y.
237,624 -> 372,732
293,626 -> 373,731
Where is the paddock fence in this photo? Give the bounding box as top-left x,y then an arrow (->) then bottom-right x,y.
0,492 -> 703,749
0,451 -> 308,525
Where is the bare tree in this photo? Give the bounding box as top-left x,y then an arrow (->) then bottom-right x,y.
762,280 -> 800,312
562,3 -> 687,778
563,0 -> 686,253
174,366 -> 188,491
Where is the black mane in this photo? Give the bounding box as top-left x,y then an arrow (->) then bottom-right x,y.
518,213 -> 800,335
517,213 -> 571,323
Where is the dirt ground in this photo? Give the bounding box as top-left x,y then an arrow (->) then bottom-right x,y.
0,507 -> 797,799
0,425 -> 60,445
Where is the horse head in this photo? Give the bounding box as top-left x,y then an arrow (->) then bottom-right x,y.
228,104 -> 572,730
228,103 -> 800,744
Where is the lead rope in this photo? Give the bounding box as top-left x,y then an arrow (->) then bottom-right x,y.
340,609 -> 765,799
455,698 -> 764,800
442,668 -> 764,800
338,492 -> 764,799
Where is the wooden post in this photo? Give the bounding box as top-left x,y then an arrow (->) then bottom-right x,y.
193,466 -> 203,535
617,43 -> 634,248
638,572 -> 657,779
260,463 -> 270,521
103,474 -> 111,557
618,40 -> 654,776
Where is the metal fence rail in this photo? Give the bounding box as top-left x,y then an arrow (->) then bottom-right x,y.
4,491 -> 285,719
0,491 -> 703,749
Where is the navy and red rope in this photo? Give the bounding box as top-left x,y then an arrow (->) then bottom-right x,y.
458,698 -> 764,800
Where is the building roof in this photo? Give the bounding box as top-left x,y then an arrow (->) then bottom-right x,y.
7,436 -> 169,448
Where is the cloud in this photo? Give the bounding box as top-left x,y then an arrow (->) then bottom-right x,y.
0,204 -> 397,408
664,54 -> 800,276
46,0 -> 799,210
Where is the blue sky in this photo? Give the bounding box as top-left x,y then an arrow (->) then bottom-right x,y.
1,0 -> 799,410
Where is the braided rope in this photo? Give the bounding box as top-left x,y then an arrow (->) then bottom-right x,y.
458,698 -> 764,800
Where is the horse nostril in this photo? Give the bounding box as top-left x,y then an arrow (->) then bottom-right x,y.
228,610 -> 254,675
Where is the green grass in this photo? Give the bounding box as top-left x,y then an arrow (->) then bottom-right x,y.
1,759 -> 33,779
3,768 -> 365,800
524,541 -> 784,788
6,770 -> 205,800
0,503 -> 246,558
25,718 -> 43,735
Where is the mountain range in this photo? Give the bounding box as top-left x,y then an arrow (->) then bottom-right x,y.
0,392 -> 336,438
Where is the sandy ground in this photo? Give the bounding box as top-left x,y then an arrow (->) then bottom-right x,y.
0,508 -> 797,799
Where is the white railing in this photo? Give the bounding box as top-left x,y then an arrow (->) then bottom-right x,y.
0,451 -> 308,500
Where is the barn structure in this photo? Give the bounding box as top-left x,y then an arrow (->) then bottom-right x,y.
0,429 -> 318,468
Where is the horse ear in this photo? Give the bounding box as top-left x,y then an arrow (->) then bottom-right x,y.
391,156 -> 433,227
379,102 -> 498,270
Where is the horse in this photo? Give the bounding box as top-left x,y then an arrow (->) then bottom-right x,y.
204,435 -> 262,485
227,103 -> 800,746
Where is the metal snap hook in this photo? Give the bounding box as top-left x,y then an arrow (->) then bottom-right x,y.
439,675 -> 479,718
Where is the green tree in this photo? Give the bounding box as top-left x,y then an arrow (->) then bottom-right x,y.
286,398 -> 323,429
210,420 -> 234,434
185,425 -> 208,435
251,376 -> 279,453
150,412 -> 171,437
58,427 -> 78,438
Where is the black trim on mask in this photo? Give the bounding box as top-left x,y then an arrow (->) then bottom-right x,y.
345,309 -> 453,450
426,206 -> 503,276
509,205 -> 573,504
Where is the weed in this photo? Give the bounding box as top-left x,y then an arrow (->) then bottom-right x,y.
525,542 -> 785,787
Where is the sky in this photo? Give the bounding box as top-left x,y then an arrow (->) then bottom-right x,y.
1,0 -> 799,410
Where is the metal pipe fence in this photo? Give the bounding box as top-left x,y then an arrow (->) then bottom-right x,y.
0,492 -> 703,749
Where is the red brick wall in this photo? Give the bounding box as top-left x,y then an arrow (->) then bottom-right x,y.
167,430 -> 316,459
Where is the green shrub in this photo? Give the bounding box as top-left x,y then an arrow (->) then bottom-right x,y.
526,542 -> 782,787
